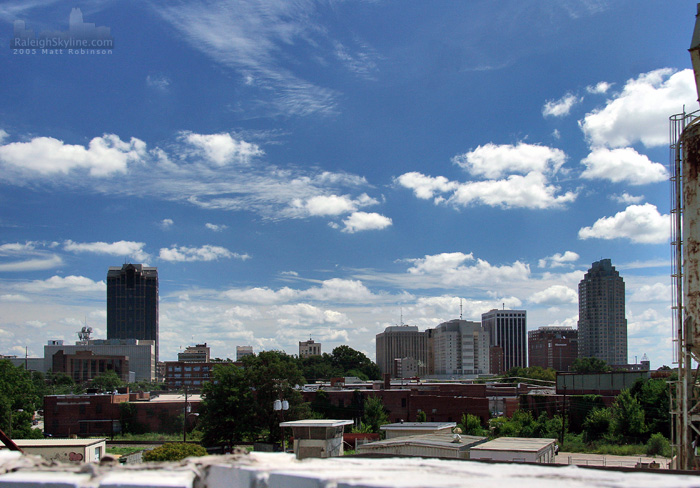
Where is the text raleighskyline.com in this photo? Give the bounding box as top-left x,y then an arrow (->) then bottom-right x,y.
11,37 -> 113,49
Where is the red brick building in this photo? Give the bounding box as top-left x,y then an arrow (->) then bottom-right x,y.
303,384 -> 491,425
43,391 -> 200,437
528,326 -> 578,372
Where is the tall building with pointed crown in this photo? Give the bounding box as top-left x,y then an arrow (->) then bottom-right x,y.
577,259 -> 627,366
107,264 -> 159,364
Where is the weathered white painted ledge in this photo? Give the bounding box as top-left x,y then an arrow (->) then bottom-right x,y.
0,450 -> 697,488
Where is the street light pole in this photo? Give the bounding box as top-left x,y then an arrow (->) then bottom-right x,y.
273,399 -> 289,452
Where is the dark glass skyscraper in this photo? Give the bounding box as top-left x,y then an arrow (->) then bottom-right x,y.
577,259 -> 627,366
107,264 -> 159,363
481,309 -> 527,372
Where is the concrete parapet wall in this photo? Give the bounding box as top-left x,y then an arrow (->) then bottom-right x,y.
0,448 -> 698,488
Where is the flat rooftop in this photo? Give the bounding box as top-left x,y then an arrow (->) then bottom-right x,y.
359,432 -> 486,450
381,422 -> 456,431
470,437 -> 557,452
280,419 -> 353,428
2,439 -> 106,448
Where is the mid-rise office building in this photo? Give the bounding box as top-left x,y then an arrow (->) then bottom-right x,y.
376,325 -> 430,377
528,326 -> 578,372
236,345 -> 253,361
482,309 -> 527,372
178,343 -> 210,363
432,319 -> 490,376
107,264 -> 159,363
164,361 -> 216,389
51,349 -> 131,384
44,339 -> 155,382
299,339 -> 322,358
578,259 -> 627,365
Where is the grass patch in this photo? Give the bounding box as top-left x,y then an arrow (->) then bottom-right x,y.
106,446 -> 146,457
561,433 -> 648,456
109,432 -> 203,442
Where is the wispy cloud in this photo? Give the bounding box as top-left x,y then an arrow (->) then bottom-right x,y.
63,240 -> 150,261
159,245 -> 250,262
153,0 -> 340,117
542,93 -> 582,117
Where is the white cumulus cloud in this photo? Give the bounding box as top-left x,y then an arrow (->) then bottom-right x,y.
538,251 -> 579,268
291,193 -> 377,217
529,285 -> 578,305
578,203 -> 669,244
580,147 -> 668,185
586,81 -> 612,94
448,172 -> 577,209
19,275 -> 105,293
452,142 -> 566,179
181,131 -> 263,165
612,193 -> 644,204
580,68 -> 696,148
0,134 -> 146,176
341,212 -> 392,233
405,253 -> 530,287
394,172 -> 459,200
542,93 -> 582,117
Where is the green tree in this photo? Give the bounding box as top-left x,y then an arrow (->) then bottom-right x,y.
200,351 -> 305,446
199,363 -> 255,446
0,360 -> 40,438
610,389 -> 646,442
630,378 -> 670,437
243,351 -> 305,444
646,432 -> 671,457
362,396 -> 389,433
46,371 -> 76,395
331,346 -> 381,380
571,357 -> 611,374
299,354 -> 338,382
582,407 -> 612,442
119,402 -> 147,435
143,442 -> 207,462
504,366 -> 556,382
567,395 -> 606,433
90,370 -> 123,392
459,413 -> 487,436
416,410 -> 427,423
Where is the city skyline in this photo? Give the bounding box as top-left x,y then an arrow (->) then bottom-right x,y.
0,1 -> 691,367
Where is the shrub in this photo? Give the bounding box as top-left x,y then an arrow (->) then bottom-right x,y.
646,433 -> 671,457
142,442 -> 207,462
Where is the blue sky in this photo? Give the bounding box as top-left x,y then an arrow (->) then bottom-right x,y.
0,0 -> 695,368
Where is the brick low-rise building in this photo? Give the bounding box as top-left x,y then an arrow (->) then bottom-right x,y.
43,392 -> 200,438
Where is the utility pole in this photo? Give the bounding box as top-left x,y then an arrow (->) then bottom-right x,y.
560,386 -> 567,444
182,387 -> 188,443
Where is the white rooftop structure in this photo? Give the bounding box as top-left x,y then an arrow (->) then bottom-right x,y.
469,437 -> 557,464
280,419 -> 353,459
381,422 -> 456,439
357,432 -> 487,459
